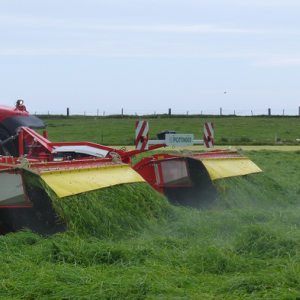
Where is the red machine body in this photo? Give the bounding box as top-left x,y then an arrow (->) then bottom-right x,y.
0,126 -> 172,209
0,101 -> 46,157
132,150 -> 249,207
0,125 -> 246,209
0,102 -> 29,121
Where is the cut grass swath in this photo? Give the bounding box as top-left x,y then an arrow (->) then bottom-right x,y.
2,150 -> 300,298
21,171 -> 172,238
213,172 -> 288,209
19,161 -> 289,237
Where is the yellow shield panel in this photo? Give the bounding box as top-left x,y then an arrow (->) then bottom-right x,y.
41,164 -> 145,198
201,157 -> 262,180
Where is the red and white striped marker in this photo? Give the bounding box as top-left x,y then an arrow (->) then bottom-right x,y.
135,121 -> 149,150
203,122 -> 214,148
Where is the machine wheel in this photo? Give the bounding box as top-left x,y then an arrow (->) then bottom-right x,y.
0,128 -> 17,157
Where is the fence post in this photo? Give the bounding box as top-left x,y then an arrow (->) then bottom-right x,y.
168,108 -> 171,118
67,108 -> 69,119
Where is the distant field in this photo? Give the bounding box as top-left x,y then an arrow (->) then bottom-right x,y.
36,115 -> 300,146
112,145 -> 300,151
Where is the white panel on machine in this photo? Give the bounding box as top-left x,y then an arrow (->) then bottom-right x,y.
52,146 -> 109,158
165,134 -> 194,147
0,172 -> 27,205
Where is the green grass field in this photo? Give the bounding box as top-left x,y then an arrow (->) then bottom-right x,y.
35,115 -> 300,146
2,117 -> 300,299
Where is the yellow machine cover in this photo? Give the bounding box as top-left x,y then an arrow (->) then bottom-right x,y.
201,157 -> 262,180
41,164 -> 145,198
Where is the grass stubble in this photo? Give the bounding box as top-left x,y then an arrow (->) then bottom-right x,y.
1,151 -> 300,299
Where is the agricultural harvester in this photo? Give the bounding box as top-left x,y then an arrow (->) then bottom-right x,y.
0,101 -> 262,234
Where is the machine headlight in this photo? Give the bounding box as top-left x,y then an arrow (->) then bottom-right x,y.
16,99 -> 24,107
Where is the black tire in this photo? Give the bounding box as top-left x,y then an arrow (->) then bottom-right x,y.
0,128 -> 18,157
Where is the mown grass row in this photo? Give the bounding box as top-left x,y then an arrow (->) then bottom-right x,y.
1,150 -> 300,299
2,205 -> 300,299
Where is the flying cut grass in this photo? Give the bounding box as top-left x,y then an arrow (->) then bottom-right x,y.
22,171 -> 172,238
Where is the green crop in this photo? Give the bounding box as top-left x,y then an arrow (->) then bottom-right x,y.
1,150 -> 300,298
35,115 -> 300,146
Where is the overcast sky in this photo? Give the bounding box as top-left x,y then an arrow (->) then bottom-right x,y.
1,0 -> 300,115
